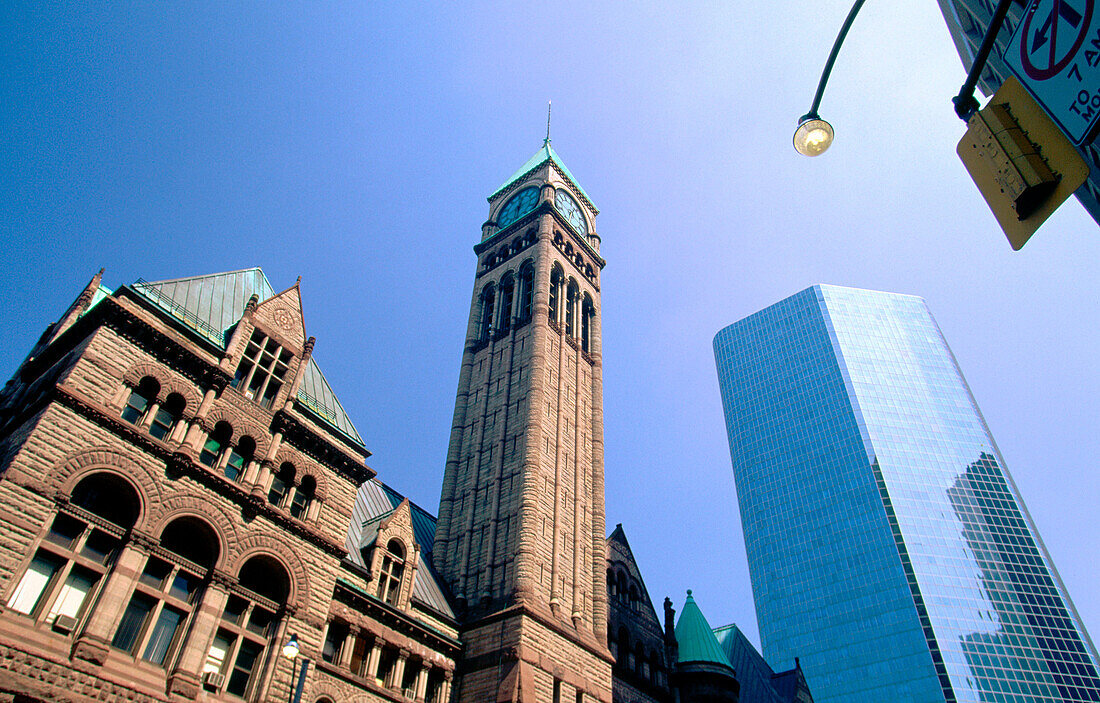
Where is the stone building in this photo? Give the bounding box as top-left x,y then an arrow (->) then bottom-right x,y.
0,141 -> 810,703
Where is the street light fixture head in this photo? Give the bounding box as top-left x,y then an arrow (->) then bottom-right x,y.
282,634 -> 300,660
793,115 -> 834,157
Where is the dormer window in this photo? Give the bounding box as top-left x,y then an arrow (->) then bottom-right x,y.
376,539 -> 405,606
232,330 -> 292,409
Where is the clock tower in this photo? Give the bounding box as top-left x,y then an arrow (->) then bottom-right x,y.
433,137 -> 612,703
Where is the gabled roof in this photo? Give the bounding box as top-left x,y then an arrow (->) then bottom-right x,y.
489,139 -> 596,211
346,478 -> 453,619
714,624 -> 786,703
675,591 -> 733,668
129,268 -> 364,448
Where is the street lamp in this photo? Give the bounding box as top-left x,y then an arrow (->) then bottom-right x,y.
793,0 -> 1016,156
282,634 -> 310,703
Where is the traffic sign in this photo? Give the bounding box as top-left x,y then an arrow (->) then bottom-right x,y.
1005,0 -> 1100,144
958,77 -> 1089,249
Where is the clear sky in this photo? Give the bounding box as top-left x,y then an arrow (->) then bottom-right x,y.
2,1 -> 1097,656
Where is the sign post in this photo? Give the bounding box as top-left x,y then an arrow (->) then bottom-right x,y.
1005,0 -> 1100,144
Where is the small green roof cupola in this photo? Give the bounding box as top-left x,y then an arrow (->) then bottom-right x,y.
675,590 -> 734,667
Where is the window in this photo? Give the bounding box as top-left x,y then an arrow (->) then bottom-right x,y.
498,275 -> 514,333
232,330 -> 292,409
376,539 -> 405,606
224,436 -> 256,482
581,295 -> 594,352
6,473 -> 138,634
321,620 -> 349,664
518,264 -> 534,322
199,421 -> 233,468
148,393 -> 185,441
121,377 -> 158,425
269,463 -> 315,520
548,267 -> 563,323
565,280 -> 579,337
479,285 -> 496,340
268,462 -> 295,508
205,555 -> 290,697
290,475 -> 315,519
111,516 -> 218,668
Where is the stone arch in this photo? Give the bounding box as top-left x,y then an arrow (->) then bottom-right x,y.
298,464 -> 329,500
202,407 -> 243,435
54,447 -> 161,530
230,533 -> 310,612
233,418 -> 271,456
148,493 -> 241,569
273,447 -> 303,473
122,362 -> 170,391
160,378 -> 201,418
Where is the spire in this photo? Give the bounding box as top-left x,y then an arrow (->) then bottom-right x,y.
675,590 -> 733,667
545,100 -> 552,147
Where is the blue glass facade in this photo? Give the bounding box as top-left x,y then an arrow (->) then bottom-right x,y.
713,285 -> 1100,703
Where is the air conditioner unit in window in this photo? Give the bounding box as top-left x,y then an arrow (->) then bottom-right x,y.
203,671 -> 225,688
53,615 -> 78,634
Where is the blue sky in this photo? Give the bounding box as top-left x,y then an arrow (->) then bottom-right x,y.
2,1 -> 1098,657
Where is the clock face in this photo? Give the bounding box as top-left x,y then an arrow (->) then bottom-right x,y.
497,186 -> 540,230
554,188 -> 587,236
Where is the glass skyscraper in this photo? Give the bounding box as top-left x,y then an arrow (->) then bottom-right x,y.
713,284 -> 1100,703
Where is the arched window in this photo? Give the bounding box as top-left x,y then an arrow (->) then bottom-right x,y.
7,473 -> 139,634
619,628 -> 631,670
224,436 -> 256,482
376,539 -> 405,606
479,285 -> 496,340
290,475 -> 315,520
148,392 -> 185,441
565,280 -> 579,337
268,462 -> 296,508
518,263 -> 534,323
498,274 -> 515,334
204,555 -> 290,697
617,573 -> 627,603
629,584 -> 639,611
548,266 -> 564,324
121,376 -> 159,425
112,516 -> 219,668
199,421 -> 233,468
581,295 -> 595,353
607,569 -> 617,597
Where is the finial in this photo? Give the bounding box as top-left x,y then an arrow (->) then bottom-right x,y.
544,100 -> 552,146
295,275 -> 302,286
687,589 -> 693,597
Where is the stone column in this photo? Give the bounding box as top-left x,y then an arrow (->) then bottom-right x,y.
366,641 -> 384,684
439,671 -> 453,703
414,665 -> 430,701
390,649 -> 409,691
338,625 -> 359,669
72,536 -> 152,664
168,576 -> 231,697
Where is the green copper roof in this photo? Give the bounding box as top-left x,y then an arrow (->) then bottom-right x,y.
675,590 -> 733,667
489,139 -> 596,211
130,268 -> 365,449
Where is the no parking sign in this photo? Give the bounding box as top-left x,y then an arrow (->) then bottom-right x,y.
1006,0 -> 1100,144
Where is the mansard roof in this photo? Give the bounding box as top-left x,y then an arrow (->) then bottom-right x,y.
675,591 -> 733,668
346,478 -> 454,619
129,267 -> 364,448
489,139 -> 597,212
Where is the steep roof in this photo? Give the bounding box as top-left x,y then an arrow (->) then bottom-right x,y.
714,624 -> 786,703
129,268 -> 364,448
675,591 -> 732,667
346,478 -> 453,619
489,139 -> 596,211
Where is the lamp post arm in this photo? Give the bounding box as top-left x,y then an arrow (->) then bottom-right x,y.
952,0 -> 1017,119
803,0 -> 869,120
